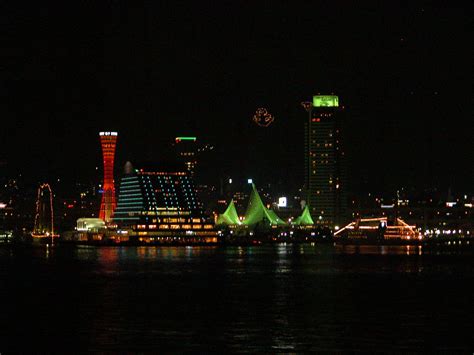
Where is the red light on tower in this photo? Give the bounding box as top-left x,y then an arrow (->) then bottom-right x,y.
99,131 -> 118,223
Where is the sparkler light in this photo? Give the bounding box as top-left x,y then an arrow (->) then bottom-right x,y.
253,108 -> 274,127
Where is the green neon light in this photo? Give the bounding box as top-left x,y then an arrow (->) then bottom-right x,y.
243,184 -> 286,226
176,137 -> 197,141
116,202 -> 143,206
217,200 -> 241,225
293,205 -> 314,225
122,197 -> 142,202
115,207 -> 143,211
313,95 -> 339,107
118,197 -> 143,201
120,182 -> 140,186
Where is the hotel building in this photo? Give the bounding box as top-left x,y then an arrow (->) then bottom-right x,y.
113,162 -> 216,242
304,95 -> 347,228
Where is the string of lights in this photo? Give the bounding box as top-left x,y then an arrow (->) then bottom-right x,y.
32,183 -> 55,238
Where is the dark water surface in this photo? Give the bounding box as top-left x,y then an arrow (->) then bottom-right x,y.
1,244 -> 473,352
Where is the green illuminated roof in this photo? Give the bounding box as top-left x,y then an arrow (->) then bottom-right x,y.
175,137 -> 197,142
266,209 -> 286,225
313,95 -> 339,107
243,184 -> 286,226
293,205 -> 314,225
217,199 -> 241,225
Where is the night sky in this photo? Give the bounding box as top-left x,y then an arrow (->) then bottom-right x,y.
2,1 -> 472,195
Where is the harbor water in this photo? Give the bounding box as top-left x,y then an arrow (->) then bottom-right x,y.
1,244 -> 473,352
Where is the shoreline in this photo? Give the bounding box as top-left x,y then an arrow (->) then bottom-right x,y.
1,237 -> 473,252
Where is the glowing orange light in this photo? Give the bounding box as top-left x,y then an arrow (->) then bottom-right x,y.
99,132 -> 118,223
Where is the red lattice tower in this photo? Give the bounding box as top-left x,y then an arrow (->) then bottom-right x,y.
99,132 -> 118,223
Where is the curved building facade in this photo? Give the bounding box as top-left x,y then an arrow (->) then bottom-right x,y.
113,163 -> 216,242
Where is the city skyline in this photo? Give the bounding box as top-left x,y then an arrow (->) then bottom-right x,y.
1,3 -> 473,352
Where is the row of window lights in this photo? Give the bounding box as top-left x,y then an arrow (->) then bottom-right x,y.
119,176 -> 199,209
137,224 -> 213,230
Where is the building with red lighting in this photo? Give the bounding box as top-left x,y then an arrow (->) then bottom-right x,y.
99,132 -> 118,224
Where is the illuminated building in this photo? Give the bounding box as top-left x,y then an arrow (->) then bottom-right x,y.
174,136 -> 198,175
349,192 -> 473,236
303,95 -> 347,228
0,230 -> 12,243
334,217 -> 419,241
292,205 -> 314,226
218,184 -> 286,228
243,184 -> 286,227
218,185 -> 316,229
76,218 -> 106,232
113,162 -> 216,242
99,132 -> 118,224
216,199 -> 240,225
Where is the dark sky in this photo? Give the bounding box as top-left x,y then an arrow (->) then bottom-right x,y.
2,1 -> 472,195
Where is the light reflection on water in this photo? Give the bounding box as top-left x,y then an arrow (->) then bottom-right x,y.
335,244 -> 425,256
0,243 -> 472,352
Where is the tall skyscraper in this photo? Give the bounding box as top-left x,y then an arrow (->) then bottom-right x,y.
99,132 -> 118,223
304,95 -> 346,228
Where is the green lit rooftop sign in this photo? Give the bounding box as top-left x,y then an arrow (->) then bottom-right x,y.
175,136 -> 197,142
313,95 -> 339,107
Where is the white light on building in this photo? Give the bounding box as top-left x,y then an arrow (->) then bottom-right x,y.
278,197 -> 287,207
